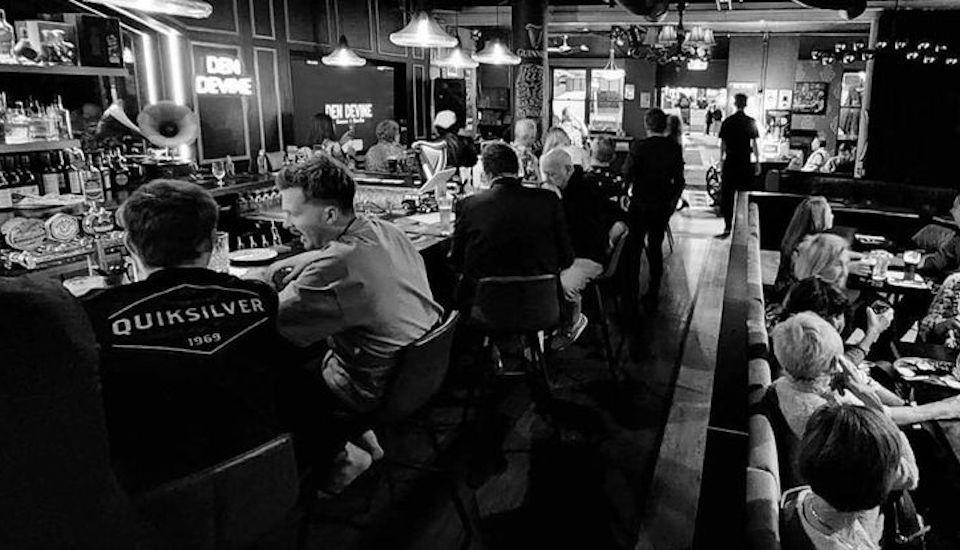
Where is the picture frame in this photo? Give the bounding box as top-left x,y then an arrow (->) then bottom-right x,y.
792,82 -> 828,115
777,89 -> 793,110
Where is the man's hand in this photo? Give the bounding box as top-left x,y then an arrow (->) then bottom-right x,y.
866,306 -> 893,337
265,250 -> 326,290
848,260 -> 873,278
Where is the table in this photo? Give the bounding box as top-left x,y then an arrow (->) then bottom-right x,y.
892,342 -> 960,463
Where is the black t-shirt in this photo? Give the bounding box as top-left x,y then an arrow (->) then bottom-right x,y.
622,135 -> 685,207
719,111 -> 759,167
82,267 -> 287,492
562,167 -> 618,264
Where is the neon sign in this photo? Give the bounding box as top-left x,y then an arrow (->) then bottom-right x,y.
324,103 -> 374,125
195,55 -> 253,96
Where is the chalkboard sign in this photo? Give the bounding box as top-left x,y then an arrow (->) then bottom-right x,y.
192,43 -> 250,161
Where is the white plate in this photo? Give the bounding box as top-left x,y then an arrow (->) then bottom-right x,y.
229,248 -> 278,263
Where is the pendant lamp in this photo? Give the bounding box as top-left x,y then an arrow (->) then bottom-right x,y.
473,38 -> 521,65
322,36 -> 366,67
390,11 -> 457,48
595,36 -> 625,79
84,0 -> 213,18
434,40 -> 480,69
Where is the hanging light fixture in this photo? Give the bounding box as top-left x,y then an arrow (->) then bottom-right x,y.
389,10 -> 457,48
84,0 -> 212,18
595,35 -> 626,78
657,26 -> 678,46
322,36 -> 366,67
687,58 -> 708,71
433,11 -> 478,69
472,5 -> 520,65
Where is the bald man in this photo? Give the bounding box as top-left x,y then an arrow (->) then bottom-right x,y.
541,148 -> 624,350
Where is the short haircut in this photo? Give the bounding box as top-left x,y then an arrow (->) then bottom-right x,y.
800,404 -> 902,512
540,147 -> 572,172
644,108 -> 668,134
119,179 -> 218,268
783,277 -> 849,320
482,142 -> 520,178
375,119 -> 399,143
543,126 -> 572,154
793,233 -> 849,285
771,311 -> 844,380
734,93 -> 748,109
514,119 -> 538,143
592,136 -> 615,164
276,154 -> 356,211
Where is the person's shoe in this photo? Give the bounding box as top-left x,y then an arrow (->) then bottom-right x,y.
357,429 -> 385,461
321,442 -> 373,495
551,314 -> 589,351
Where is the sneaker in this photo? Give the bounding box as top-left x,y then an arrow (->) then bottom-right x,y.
322,442 -> 373,495
551,314 -> 589,351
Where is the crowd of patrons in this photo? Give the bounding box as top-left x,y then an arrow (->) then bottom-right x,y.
762,193 -> 960,549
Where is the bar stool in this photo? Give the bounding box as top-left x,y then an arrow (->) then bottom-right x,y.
589,226 -> 630,380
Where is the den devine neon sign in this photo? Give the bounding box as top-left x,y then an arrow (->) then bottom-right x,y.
325,103 -> 374,125
195,55 -> 253,96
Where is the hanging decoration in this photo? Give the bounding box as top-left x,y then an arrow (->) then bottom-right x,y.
610,3 -> 715,67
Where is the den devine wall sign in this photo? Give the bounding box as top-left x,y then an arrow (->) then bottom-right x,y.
195,55 -> 253,96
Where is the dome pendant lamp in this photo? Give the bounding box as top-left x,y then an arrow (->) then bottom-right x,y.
433,12 -> 478,70
390,10 -> 457,49
322,36 -> 366,67
472,5 -> 520,66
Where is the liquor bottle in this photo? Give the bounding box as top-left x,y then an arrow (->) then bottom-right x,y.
53,151 -> 69,194
225,155 -> 235,177
2,156 -> 19,186
96,151 -> 113,197
111,147 -> 130,188
64,150 -> 83,194
40,152 -> 61,196
56,96 -> 73,139
12,155 -> 39,196
79,150 -> 104,203
0,10 -> 14,64
256,149 -> 268,174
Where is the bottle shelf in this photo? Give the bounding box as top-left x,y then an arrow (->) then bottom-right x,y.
0,64 -> 127,77
0,140 -> 81,154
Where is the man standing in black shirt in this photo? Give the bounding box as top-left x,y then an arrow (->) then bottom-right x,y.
622,108 -> 685,312
718,93 -> 760,237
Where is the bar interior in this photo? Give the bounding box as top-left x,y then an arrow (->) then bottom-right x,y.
4,0 -> 960,548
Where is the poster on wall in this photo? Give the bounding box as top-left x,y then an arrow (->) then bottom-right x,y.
624,84 -> 635,101
639,92 -> 651,108
777,89 -> 793,110
763,88 -> 778,111
792,82 -> 828,115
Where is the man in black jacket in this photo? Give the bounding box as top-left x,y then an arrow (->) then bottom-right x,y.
82,180 -> 288,493
449,142 -> 574,310
541,147 -> 625,349
622,108 -> 685,312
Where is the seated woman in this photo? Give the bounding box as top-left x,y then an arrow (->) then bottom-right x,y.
801,134 -> 830,172
780,404 -> 917,550
760,313 -> 921,490
364,120 -> 405,172
774,196 -> 834,297
308,112 -> 347,163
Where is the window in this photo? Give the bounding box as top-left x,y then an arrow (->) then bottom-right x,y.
550,68 -> 625,136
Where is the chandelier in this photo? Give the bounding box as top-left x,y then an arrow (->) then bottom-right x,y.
611,3 -> 714,67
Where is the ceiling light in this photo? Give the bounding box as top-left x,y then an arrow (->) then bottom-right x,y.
473,38 -> 520,65
433,40 -> 479,69
596,37 -> 625,78
84,0 -> 212,18
322,36 -> 366,67
389,11 -> 456,48
946,57 -> 958,65
548,35 -> 573,54
658,26 -> 678,46
687,58 -> 708,71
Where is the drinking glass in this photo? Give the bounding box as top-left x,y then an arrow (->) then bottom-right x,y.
903,249 -> 922,281
871,251 -> 890,283
437,192 -> 453,225
211,160 -> 226,187
209,231 -> 231,273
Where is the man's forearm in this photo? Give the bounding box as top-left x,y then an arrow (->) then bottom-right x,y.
889,401 -> 954,425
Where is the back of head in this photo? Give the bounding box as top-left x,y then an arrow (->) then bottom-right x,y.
514,118 -> 538,146
119,179 -> 218,269
482,142 -> 520,179
543,126 -> 571,154
592,136 -> 615,164
375,119 -> 400,144
800,404 -> 902,512
434,109 -> 458,133
781,196 -> 833,256
783,277 -> 849,320
771,311 -> 844,380
644,108 -> 668,135
0,276 -> 133,545
734,93 -> 748,110
276,154 -> 356,212
310,112 -> 337,143
793,233 -> 849,285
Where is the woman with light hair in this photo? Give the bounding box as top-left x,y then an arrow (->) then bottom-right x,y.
774,197 -> 835,296
364,119 -> 405,173
792,233 -> 850,286
511,118 -> 540,183
543,125 -> 588,167
760,312 -> 922,490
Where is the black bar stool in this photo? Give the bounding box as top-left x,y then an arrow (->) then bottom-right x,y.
588,226 -> 631,380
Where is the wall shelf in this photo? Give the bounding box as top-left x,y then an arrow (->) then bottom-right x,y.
0,140 -> 82,154
0,64 -> 128,77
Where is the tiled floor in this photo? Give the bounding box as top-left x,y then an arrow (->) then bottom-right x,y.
302,136 -> 729,550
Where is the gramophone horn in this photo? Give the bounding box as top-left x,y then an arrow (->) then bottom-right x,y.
137,100 -> 200,148
97,100 -> 143,139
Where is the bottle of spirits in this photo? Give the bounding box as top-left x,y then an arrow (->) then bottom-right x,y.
0,10 -> 14,64
225,155 -> 235,177
40,152 -> 60,196
53,151 -> 70,194
56,96 -> 73,139
65,149 -> 83,194
13,155 -> 39,197
79,150 -> 104,203
111,147 -> 130,188
96,150 -> 113,197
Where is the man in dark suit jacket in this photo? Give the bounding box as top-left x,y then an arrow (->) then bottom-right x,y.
449,142 -> 574,310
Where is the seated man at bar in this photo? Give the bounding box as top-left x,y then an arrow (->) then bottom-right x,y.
82,180 -> 284,493
267,155 -> 443,488
920,193 -> 960,276
540,147 -> 624,349
364,119 -> 405,172
450,141 -> 574,312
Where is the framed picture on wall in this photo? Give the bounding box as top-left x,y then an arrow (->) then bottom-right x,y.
777,89 -> 793,110
792,82 -> 828,115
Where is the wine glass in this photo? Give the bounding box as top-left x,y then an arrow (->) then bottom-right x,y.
212,160 -> 226,187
